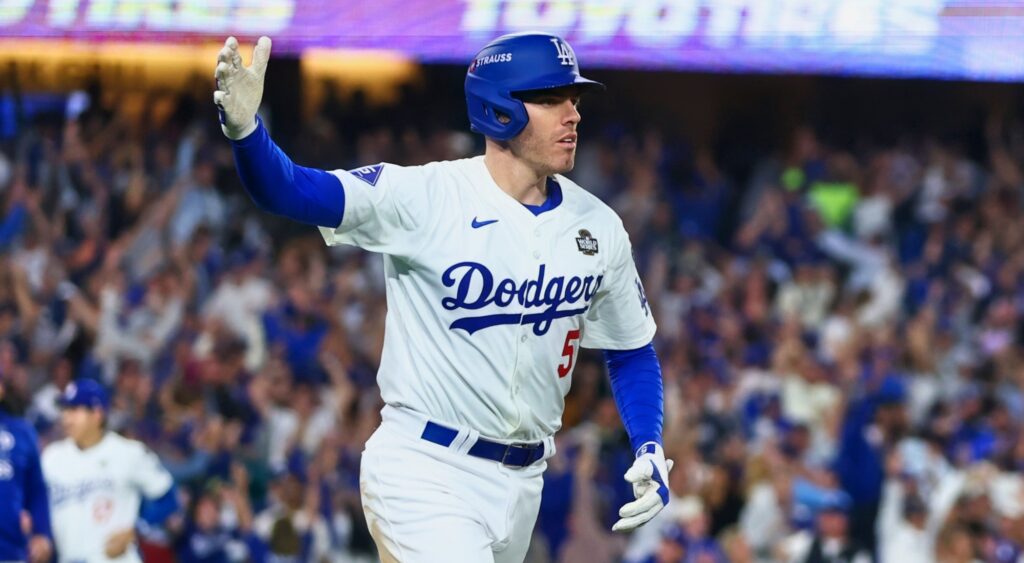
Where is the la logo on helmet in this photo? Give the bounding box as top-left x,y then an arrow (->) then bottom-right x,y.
550,38 -> 575,66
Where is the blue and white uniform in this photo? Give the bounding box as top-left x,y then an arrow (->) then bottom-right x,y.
42,381 -> 176,563
0,411 -> 50,562
320,158 -> 656,441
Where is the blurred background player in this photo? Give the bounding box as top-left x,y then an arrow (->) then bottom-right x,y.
0,374 -> 51,563
42,379 -> 179,563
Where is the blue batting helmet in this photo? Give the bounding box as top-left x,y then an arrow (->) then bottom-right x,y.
465,32 -> 604,141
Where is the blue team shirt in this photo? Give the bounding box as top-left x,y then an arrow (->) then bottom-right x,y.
0,411 -> 51,560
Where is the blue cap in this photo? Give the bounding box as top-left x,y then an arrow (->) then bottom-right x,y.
226,247 -> 259,270
271,450 -> 308,484
59,379 -> 109,411
793,479 -> 852,514
819,490 -> 852,513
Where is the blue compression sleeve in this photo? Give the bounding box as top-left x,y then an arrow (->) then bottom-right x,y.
139,485 -> 179,526
604,342 -> 664,452
230,117 -> 345,228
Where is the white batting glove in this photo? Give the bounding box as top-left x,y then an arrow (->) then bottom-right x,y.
213,36 -> 271,140
612,442 -> 674,532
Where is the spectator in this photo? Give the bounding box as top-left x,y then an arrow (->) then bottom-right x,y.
174,464 -> 254,562
777,493 -> 870,563
876,450 -> 965,563
252,464 -> 330,562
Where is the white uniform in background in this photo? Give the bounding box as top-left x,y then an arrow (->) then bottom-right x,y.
42,433 -> 173,563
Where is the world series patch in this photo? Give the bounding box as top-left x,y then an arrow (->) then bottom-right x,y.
576,229 -> 598,255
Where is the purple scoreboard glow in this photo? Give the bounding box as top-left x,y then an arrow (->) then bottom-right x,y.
3,0 -> 1024,81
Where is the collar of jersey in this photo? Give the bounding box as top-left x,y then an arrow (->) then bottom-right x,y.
523,177 -> 563,216
472,156 -> 565,221
72,432 -> 111,453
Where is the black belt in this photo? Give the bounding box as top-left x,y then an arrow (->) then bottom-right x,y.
420,421 -> 545,468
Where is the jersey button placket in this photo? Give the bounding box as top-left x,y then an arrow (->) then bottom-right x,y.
530,226 -> 542,259
517,225 -> 540,403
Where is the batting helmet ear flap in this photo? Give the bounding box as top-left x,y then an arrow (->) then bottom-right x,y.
465,73 -> 529,141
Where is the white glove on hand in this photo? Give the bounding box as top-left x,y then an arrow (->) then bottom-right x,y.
213,36 -> 271,140
612,442 -> 674,532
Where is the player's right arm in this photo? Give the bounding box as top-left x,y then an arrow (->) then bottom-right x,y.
213,36 -> 345,229
214,39 -> 438,257
213,36 -> 431,257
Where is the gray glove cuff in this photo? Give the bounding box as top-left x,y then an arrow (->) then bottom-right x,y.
222,118 -> 258,141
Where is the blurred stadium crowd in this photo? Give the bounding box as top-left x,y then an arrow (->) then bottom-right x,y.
2,77 -> 1024,563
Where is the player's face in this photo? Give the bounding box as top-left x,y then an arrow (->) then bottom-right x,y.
196,495 -> 220,530
61,406 -> 103,442
510,87 -> 582,176
817,510 -> 848,538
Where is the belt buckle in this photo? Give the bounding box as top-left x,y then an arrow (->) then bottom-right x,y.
502,442 -> 543,467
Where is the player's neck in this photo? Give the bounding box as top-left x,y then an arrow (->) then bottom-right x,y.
482,150 -> 548,206
74,429 -> 105,450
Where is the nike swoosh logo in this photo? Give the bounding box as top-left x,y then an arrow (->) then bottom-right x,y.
471,217 -> 499,229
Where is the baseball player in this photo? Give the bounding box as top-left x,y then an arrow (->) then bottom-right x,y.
0,375 -> 52,562
42,379 -> 180,562
215,31 -> 672,562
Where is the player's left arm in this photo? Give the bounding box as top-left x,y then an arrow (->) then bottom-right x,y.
578,217 -> 671,532
132,445 -> 180,526
604,343 -> 673,532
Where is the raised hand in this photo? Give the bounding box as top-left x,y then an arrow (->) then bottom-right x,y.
213,36 -> 272,140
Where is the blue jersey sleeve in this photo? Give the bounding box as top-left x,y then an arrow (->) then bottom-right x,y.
231,117 -> 345,228
22,426 -> 51,539
603,342 -> 664,451
0,417 -> 51,560
0,203 -> 27,251
139,485 -> 180,526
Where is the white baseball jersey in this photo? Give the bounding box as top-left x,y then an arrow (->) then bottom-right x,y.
320,155 -> 656,441
42,433 -> 173,563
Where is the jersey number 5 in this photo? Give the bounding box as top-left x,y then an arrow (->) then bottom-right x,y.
558,329 -> 581,378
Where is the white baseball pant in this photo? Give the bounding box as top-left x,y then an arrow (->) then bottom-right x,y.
360,405 -> 554,563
